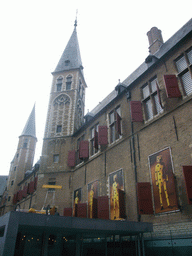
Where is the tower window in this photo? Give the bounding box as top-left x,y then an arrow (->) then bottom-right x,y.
11,180 -> 14,186
14,167 -> 16,171
8,196 -> 11,202
53,154 -> 59,163
65,60 -> 70,66
56,125 -> 62,133
56,76 -> 63,92
23,139 -> 28,148
66,76 -> 72,90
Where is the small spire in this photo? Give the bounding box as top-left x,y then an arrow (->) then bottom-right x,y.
21,104 -> 36,138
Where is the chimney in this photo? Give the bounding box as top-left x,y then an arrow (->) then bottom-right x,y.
147,27 -> 164,54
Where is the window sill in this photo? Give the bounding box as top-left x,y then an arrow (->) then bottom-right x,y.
144,111 -> 164,125
109,135 -> 122,147
89,150 -> 100,160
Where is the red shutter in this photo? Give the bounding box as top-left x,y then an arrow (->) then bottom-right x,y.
183,166 -> 192,204
164,75 -> 181,98
94,130 -> 98,149
97,196 -> 109,220
22,186 -> 28,198
98,126 -> 108,145
34,176 -> 38,190
63,208 -> 72,217
79,141 -> 89,159
28,181 -> 35,194
116,112 -> 122,135
77,203 -> 87,218
137,182 -> 153,214
17,190 -> 23,201
118,189 -> 126,218
130,101 -> 143,122
13,193 -> 17,204
68,150 -> 76,167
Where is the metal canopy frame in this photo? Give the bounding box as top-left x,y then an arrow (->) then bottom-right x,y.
0,211 -> 153,256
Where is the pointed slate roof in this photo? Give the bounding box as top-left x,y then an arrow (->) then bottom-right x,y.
54,23 -> 83,74
21,105 -> 36,138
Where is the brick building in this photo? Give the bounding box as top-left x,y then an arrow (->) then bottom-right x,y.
1,18 -> 192,255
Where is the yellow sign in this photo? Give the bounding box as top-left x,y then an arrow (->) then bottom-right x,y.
42,185 -> 62,189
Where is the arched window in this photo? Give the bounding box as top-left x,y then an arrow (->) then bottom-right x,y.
66,75 -> 72,90
23,138 -> 28,148
56,76 -> 63,92
51,94 -> 71,136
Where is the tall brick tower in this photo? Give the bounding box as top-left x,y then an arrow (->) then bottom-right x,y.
6,105 -> 37,212
36,21 -> 86,212
45,20 -> 86,139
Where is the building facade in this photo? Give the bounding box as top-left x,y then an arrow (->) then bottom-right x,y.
1,18 -> 192,255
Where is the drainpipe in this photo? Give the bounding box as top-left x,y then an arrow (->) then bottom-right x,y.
129,100 -> 140,222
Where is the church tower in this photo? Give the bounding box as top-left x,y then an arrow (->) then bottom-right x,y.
36,21 -> 86,212
44,20 -> 86,139
6,105 -> 37,211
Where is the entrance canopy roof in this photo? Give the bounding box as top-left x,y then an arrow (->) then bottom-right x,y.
1,211 -> 153,238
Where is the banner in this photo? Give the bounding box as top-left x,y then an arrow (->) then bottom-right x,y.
149,147 -> 178,213
109,169 -> 124,220
73,188 -> 82,216
87,180 -> 99,218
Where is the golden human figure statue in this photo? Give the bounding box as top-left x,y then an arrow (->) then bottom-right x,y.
112,174 -> 119,219
155,155 -> 170,209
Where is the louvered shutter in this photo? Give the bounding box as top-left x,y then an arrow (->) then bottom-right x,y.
164,75 -> 181,98
16,191 -> 20,202
98,126 -> 108,145
130,101 -> 143,122
63,208 -> 72,217
34,176 -> 38,190
137,182 -> 153,214
79,141 -> 89,159
118,189 -> 126,218
22,186 -> 28,198
13,193 -> 17,204
97,196 -> 109,219
94,130 -> 98,149
68,150 -> 76,167
183,166 -> 192,204
17,190 -> 23,201
116,112 -> 122,135
28,181 -> 35,194
77,203 -> 87,218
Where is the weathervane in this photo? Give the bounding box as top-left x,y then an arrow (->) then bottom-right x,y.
74,9 -> 78,27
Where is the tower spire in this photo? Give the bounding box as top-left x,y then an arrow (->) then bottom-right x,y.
74,9 -> 78,28
53,16 -> 83,74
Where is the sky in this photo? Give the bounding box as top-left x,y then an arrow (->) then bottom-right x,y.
0,0 -> 191,175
